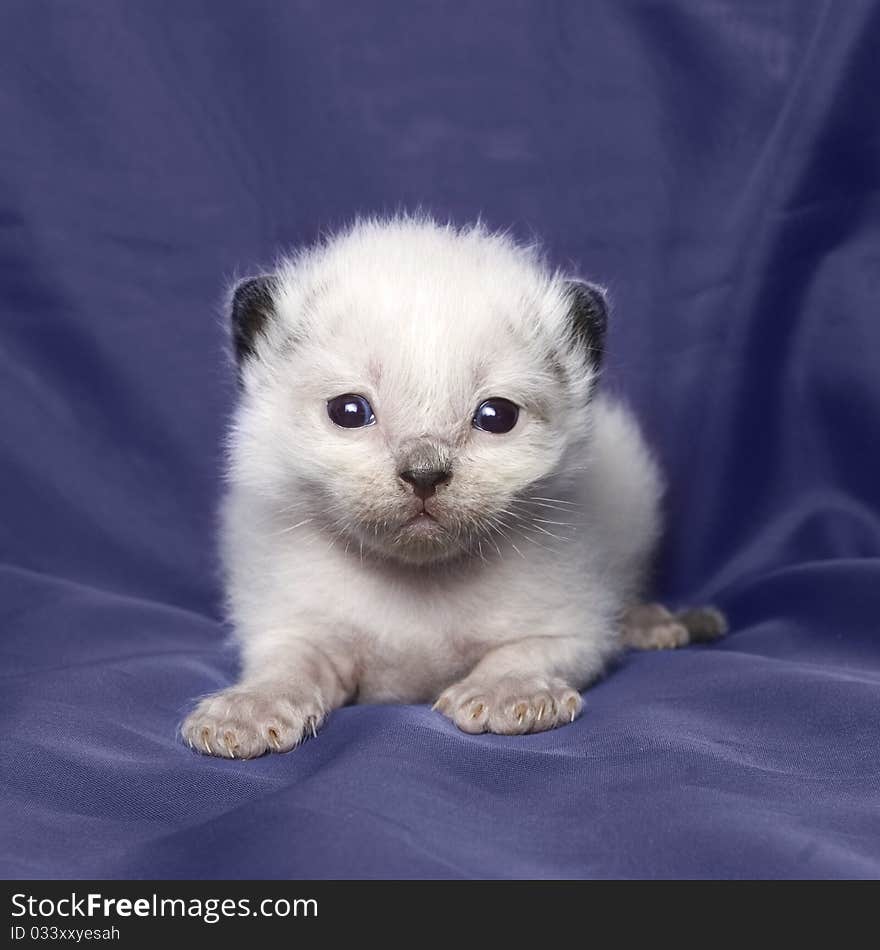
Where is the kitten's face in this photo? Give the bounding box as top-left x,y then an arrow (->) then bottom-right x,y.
229,221 -> 604,565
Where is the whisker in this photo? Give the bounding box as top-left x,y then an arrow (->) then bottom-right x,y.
527,496 -> 579,507
504,508 -> 575,538
509,528 -> 554,554
512,500 -> 571,512
525,523 -> 570,542
487,529 -> 515,555
481,518 -> 519,559
273,517 -> 314,536
506,507 -> 576,529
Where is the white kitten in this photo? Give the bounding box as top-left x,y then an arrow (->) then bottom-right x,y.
181,216 -> 725,758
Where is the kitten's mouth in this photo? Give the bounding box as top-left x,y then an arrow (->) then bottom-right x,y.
366,505 -> 466,564
402,510 -> 442,533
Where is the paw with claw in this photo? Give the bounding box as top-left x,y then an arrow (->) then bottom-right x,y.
434,676 -> 583,735
621,602 -> 728,650
180,687 -> 324,758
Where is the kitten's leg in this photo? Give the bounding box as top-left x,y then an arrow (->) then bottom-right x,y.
180,636 -> 356,758
434,636 -> 601,736
621,603 -> 727,650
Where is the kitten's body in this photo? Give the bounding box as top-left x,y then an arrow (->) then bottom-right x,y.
224,394 -> 658,706
182,217 -> 723,758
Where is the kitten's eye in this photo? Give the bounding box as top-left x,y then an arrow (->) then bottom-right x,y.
473,398 -> 519,434
327,394 -> 375,428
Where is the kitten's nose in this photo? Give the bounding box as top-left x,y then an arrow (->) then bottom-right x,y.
399,467 -> 452,500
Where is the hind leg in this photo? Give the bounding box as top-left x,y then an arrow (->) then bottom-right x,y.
621,603 -> 727,650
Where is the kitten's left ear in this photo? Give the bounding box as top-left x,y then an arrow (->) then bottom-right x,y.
566,280 -> 608,371
230,275 -> 278,365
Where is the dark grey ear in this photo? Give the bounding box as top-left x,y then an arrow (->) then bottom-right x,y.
566,280 -> 608,370
231,275 -> 277,364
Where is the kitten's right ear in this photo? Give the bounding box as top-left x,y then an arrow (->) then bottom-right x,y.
230,275 -> 278,365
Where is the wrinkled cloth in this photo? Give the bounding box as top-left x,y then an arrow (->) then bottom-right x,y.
1,1 -> 878,879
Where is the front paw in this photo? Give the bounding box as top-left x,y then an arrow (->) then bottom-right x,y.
433,676 -> 583,735
180,687 -> 325,758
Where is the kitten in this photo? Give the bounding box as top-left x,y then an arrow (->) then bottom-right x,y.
181,216 -> 725,758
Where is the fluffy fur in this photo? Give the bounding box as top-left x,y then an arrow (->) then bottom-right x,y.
181,216 -> 723,758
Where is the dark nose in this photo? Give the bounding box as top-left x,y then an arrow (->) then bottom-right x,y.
399,467 -> 452,500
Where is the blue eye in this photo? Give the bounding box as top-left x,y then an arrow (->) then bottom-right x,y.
473,398 -> 519,434
327,394 -> 375,428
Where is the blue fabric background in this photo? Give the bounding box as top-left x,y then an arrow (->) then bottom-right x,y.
1,1 -> 878,879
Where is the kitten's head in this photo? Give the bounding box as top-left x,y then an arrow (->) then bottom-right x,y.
228,217 -> 606,565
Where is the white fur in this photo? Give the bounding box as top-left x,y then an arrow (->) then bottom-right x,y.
181,217 -> 663,757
